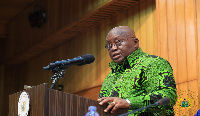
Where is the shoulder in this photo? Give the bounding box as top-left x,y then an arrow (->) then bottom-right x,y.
141,54 -> 173,71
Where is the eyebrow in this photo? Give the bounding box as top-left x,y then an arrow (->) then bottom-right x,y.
106,37 -> 119,42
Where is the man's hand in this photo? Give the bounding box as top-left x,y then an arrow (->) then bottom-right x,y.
98,97 -> 130,113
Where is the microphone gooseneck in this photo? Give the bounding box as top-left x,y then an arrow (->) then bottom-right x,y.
119,97 -> 170,116
43,54 -> 95,70
44,54 -> 95,89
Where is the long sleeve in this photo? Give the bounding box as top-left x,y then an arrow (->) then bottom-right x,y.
127,59 -> 177,115
99,48 -> 177,115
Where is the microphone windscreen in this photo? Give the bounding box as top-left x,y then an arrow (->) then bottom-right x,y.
158,97 -> 170,106
78,54 -> 95,66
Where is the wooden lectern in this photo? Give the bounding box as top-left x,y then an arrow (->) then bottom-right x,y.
9,83 -> 128,116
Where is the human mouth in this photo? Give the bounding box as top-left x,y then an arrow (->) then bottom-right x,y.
113,53 -> 121,59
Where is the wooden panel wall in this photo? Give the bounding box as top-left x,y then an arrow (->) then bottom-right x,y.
5,0 -> 109,61
156,0 -> 200,115
4,0 -> 200,115
0,65 -> 21,115
0,66 -> 4,115
1,0 -> 156,115
2,1 -> 113,115
17,0 -> 156,97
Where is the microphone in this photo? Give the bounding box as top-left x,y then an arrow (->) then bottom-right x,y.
119,97 -> 170,116
43,54 -> 95,70
156,97 -> 170,105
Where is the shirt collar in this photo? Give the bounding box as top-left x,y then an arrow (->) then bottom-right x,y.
109,47 -> 144,71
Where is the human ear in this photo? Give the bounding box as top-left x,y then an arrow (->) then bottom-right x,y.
134,38 -> 139,48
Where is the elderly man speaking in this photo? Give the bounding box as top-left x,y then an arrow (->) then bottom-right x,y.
98,26 -> 177,116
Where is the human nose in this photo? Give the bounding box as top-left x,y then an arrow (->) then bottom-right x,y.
110,44 -> 118,51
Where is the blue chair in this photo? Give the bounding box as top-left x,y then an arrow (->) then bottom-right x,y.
194,109 -> 200,116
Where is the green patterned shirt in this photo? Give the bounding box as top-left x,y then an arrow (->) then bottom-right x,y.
99,47 -> 177,116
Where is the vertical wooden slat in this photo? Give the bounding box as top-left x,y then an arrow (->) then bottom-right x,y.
74,0 -> 79,21
121,9 -> 128,26
87,0 -> 92,13
173,84 -> 179,116
188,80 -> 199,116
103,18 -> 112,83
156,0 -> 161,56
166,0 -> 178,84
14,93 -> 18,116
146,0 -> 154,55
57,91 -> 64,115
64,93 -> 71,116
158,0 -> 168,60
70,94 -> 78,116
185,0 -> 198,81
0,66 -> 4,115
196,0 -> 200,110
116,11 -> 122,27
175,0 -> 187,84
10,93 -> 15,116
95,24 -> 102,86
127,7 -> 134,29
80,32 -> 87,89
44,84 -> 49,116
91,26 -> 97,87
69,0 -> 74,23
100,20 -> 107,84
133,3 -> 140,40
178,82 -> 189,116
139,0 -> 147,53
152,0 -> 157,55
77,0 -> 82,19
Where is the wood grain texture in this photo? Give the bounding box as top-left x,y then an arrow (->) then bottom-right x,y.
166,0 -> 178,86
13,0 -> 157,94
177,82 -> 189,116
175,0 -> 188,84
157,0 -> 200,115
3,2 -> 157,116
4,0 -> 139,65
0,66 -> 4,115
6,0 -> 200,115
188,80 -> 199,116
9,83 -> 49,116
197,0 -> 200,110
49,85 -> 128,116
158,0 -> 168,60
9,84 -> 127,116
185,0 -> 197,81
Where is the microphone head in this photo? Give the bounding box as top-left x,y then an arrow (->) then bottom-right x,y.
158,97 -> 170,106
77,54 -> 95,66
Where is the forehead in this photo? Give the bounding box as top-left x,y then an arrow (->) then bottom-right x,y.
106,32 -> 127,42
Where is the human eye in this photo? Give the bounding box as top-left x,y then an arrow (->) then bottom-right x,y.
116,40 -> 122,45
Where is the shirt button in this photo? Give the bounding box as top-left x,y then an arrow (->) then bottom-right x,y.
121,76 -> 123,82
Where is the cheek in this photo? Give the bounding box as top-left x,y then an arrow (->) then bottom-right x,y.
108,51 -> 113,59
121,47 -> 135,57
119,48 -> 127,57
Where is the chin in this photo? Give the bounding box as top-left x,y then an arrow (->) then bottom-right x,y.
114,59 -> 123,64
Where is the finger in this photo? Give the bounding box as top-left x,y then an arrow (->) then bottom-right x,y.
99,97 -> 113,105
98,97 -> 107,101
111,104 -> 120,113
104,102 -> 115,112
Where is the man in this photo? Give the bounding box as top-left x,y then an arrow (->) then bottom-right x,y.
98,26 -> 177,116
